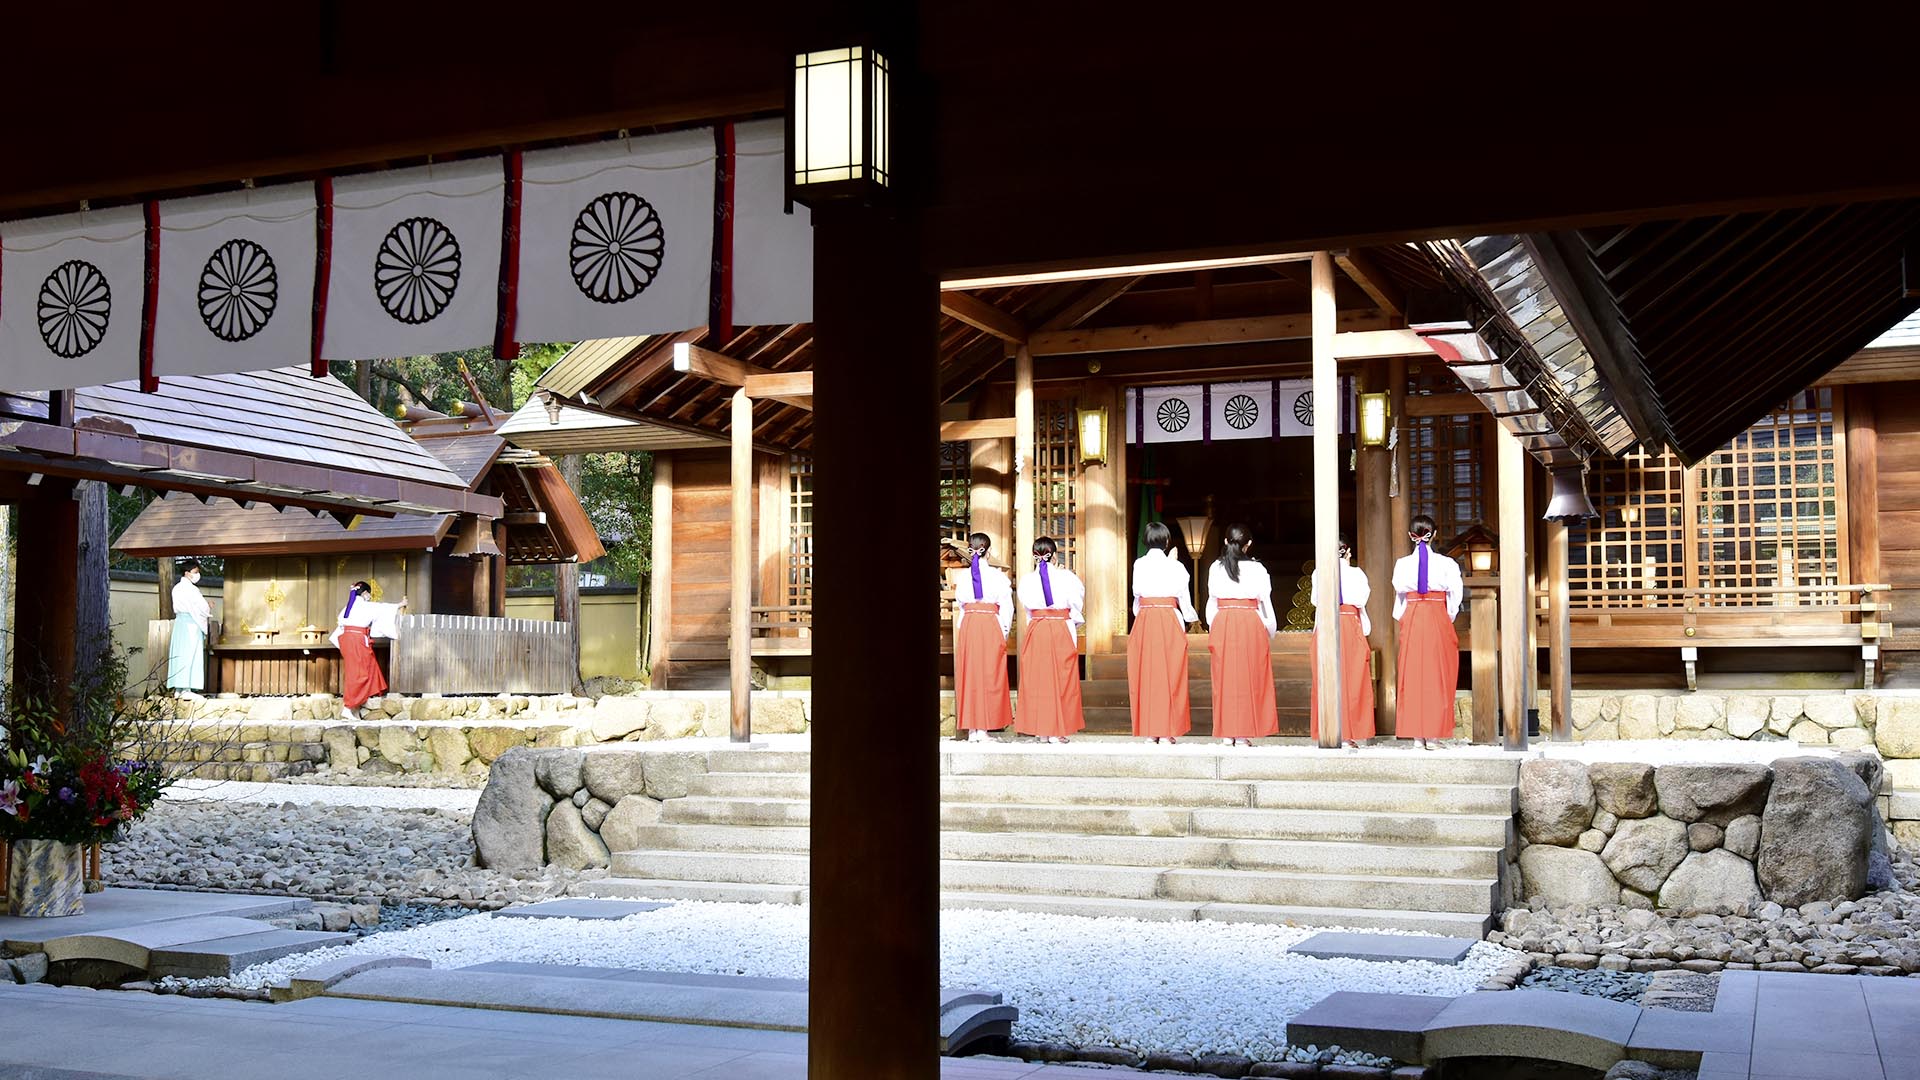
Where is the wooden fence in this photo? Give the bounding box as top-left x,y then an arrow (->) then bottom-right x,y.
388,614 -> 576,695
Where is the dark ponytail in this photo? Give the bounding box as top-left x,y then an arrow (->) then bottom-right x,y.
1410,514 -> 1437,544
1032,536 -> 1056,562
1143,521 -> 1172,553
968,532 -> 991,556
1216,522 -> 1254,583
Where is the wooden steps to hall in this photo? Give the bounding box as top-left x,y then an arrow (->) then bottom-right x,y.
577,744 -> 1518,939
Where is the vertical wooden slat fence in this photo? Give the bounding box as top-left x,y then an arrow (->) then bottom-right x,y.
388,614 -> 575,694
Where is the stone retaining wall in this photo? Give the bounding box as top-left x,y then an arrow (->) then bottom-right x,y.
469,746 -> 712,870
158,693 -> 809,782
1513,754 -> 1890,912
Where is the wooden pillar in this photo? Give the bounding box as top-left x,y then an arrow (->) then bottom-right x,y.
1013,345 -> 1035,645
75,481 -> 110,686
968,386 -> 1013,560
157,556 -> 176,621
1384,355 -> 1411,733
1497,425 -> 1528,751
730,388 -> 754,743
1311,251 -> 1342,748
1548,519 -> 1573,741
809,204 -> 939,1080
1081,379 -> 1124,654
1358,360 -> 1393,731
648,455 -> 675,683
1847,391 -> 1880,586
13,482 -> 80,711
491,523 -> 508,618
1470,584 -> 1498,744
554,455 -> 583,693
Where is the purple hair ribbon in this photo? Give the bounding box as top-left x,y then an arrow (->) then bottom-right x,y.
970,551 -> 984,601
1039,558 -> 1054,607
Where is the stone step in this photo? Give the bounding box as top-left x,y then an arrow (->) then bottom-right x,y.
939,748 -> 1521,786
1189,807 -> 1514,847
607,851 -> 1496,913
704,748 -> 813,774
940,892 -> 1494,938
573,878 -> 810,904
619,823 -> 1502,877
1247,780 -> 1516,815
686,771 -> 1517,811
148,928 -> 357,980
39,915 -> 285,969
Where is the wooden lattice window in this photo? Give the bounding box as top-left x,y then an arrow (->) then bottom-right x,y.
786,454 -> 815,611
1694,388 -> 1846,604
1408,412 -> 1485,545
939,441 -> 971,542
1569,447 -> 1686,607
1034,397 -> 1081,571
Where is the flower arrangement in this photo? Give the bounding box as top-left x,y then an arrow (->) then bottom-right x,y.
0,749 -> 164,845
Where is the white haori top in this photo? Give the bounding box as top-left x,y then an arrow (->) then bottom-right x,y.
1206,559 -> 1278,635
332,598 -> 405,642
952,562 -> 1014,636
1312,560 -> 1374,636
1130,549 -> 1198,623
1018,564 -> 1085,632
1392,543 -> 1464,621
171,578 -> 211,635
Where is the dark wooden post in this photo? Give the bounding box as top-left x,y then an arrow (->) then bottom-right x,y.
554,456 -> 583,691
13,481 -> 81,713
157,556 -> 175,621
491,522 -> 509,618
808,204 -> 940,1078
75,481 -> 111,688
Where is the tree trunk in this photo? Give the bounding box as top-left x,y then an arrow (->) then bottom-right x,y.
554,455 -> 584,692
75,481 -> 111,695
356,358 -> 373,403
157,556 -> 175,621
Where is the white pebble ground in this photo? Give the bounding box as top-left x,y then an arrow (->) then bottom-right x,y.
162,779 -> 479,812
187,903 -> 1506,1061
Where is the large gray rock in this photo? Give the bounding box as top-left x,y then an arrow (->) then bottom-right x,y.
752,697 -> 810,734
644,700 -> 705,741
1518,845 -> 1617,907
1589,762 -> 1659,819
1878,697 -> 1920,758
1724,815 -> 1761,860
1659,849 -> 1762,911
545,801 -> 610,870
643,751 -> 710,800
1756,756 -> 1873,907
533,748 -> 585,798
472,748 -> 550,870
1519,759 -> 1595,845
588,697 -> 651,742
1832,751 -> 1885,795
1654,763 -> 1771,825
1601,815 -> 1689,893
580,749 -> 648,803
599,795 -> 665,853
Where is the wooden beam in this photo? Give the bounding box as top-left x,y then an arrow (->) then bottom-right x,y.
941,417 -> 1017,441
1497,424 -> 1528,751
1405,392 -> 1489,418
1311,252 -> 1343,749
1039,276 -> 1143,331
730,389 -> 753,743
596,330 -> 701,408
742,370 -> 814,406
940,291 -> 1029,344
1029,311 -> 1391,355
1333,328 -> 1433,360
942,251 -> 1314,290
673,342 -> 757,385
1334,249 -> 1406,318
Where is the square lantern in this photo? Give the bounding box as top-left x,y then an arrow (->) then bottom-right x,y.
1357,391 -> 1391,448
1077,405 -> 1108,466
1446,522 -> 1498,574
788,45 -> 890,206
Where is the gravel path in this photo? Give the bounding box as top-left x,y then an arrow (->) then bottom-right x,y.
171,903 -> 1508,1064
164,780 -> 480,812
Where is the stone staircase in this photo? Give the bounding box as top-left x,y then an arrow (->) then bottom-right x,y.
578,745 -> 1519,938
1079,633 -> 1313,735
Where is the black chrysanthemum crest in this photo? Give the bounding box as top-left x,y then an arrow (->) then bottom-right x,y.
375,216 -> 461,324
37,259 -> 111,358
198,239 -> 278,342
569,192 -> 664,304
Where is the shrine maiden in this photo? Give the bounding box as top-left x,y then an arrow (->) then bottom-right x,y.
1206,524 -> 1278,746
954,533 -> 1014,741
1310,536 -> 1376,748
166,559 -> 211,695
1393,515 -> 1462,748
1129,522 -> 1197,742
330,581 -> 408,721
1015,537 -> 1085,743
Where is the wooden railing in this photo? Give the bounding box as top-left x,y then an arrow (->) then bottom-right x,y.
745,605 -> 812,657
388,614 -> 576,694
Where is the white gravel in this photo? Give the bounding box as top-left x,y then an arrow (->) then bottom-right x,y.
163,779 -> 479,812
182,903 -> 1505,1062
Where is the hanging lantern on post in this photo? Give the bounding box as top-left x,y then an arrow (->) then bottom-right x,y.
787,44 -> 891,208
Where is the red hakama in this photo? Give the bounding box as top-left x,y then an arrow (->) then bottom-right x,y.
1015,610 -> 1084,738
1311,605 -> 1376,741
338,625 -> 387,710
956,602 -> 1013,731
1129,598 -> 1190,738
1395,593 -> 1458,740
1209,598 -> 1278,740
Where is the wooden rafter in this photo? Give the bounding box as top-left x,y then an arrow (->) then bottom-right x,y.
594,330 -> 703,408
672,343 -> 814,409
1028,311 -> 1392,355
939,417 -> 1016,441
939,291 -> 1029,343
1334,248 -> 1405,318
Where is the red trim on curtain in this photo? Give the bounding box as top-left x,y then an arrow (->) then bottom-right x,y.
711,122 -> 736,344
140,201 -> 160,392
311,177 -> 333,377
494,150 -> 523,361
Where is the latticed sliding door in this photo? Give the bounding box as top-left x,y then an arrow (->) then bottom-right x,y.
939,441 -> 972,543
1407,412 -> 1485,546
1569,447 -> 1686,607
785,454 -> 815,614
1034,397 -> 1082,571
1692,388 -> 1847,604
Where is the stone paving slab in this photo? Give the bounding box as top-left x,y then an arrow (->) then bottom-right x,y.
147,928 -> 356,979
1289,931 -> 1473,965
492,898 -> 671,920
1287,991 -> 1451,1064
1424,989 -> 1642,1072
327,967 -> 814,1030
0,889 -> 306,950
459,963 -> 811,993
38,916 -> 278,967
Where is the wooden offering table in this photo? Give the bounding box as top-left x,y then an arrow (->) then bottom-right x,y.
211,638 -> 387,696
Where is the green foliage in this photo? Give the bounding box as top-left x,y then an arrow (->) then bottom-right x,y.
336,343 -> 573,417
